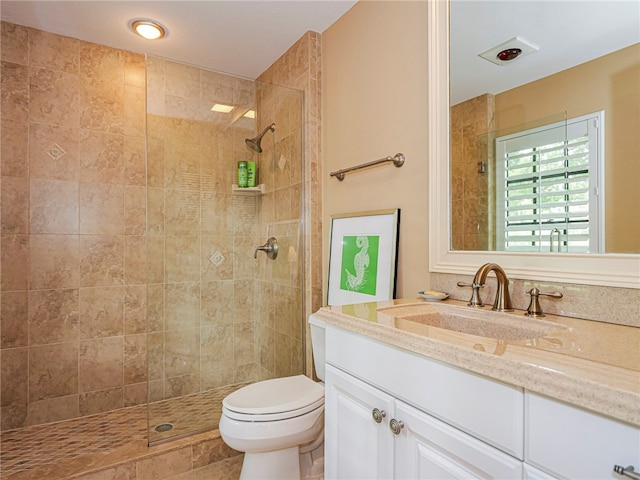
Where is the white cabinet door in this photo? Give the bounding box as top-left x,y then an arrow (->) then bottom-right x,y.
325,364 -> 395,480
394,400 -> 523,479
526,392 -> 640,480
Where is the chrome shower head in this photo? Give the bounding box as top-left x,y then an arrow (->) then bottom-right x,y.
245,123 -> 276,153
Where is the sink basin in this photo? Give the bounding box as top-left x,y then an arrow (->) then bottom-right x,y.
377,303 -> 567,341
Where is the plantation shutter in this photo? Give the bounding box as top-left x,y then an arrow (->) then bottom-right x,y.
495,113 -> 603,253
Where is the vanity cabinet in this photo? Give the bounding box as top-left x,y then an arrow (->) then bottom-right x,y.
325,325 -> 525,479
324,324 -> 640,480
326,364 -> 523,479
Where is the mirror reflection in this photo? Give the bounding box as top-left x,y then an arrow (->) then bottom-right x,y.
450,0 -> 640,254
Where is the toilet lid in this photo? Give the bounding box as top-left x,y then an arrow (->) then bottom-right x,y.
223,375 -> 324,418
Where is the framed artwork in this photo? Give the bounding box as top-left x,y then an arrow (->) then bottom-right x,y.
327,209 -> 400,306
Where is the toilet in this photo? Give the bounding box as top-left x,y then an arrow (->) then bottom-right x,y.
219,314 -> 326,480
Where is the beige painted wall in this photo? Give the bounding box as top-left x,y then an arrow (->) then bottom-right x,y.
322,0 -> 430,301
495,43 -> 640,253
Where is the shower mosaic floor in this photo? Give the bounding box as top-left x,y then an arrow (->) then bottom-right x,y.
0,384 -> 243,478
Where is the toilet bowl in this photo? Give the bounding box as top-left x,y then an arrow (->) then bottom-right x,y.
219,315 -> 326,480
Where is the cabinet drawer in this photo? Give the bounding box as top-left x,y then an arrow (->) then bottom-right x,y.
326,326 -> 524,458
525,392 -> 640,479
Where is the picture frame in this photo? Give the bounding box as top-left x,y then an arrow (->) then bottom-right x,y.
327,209 -> 400,306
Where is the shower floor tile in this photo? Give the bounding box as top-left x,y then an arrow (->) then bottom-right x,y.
0,384 -> 245,478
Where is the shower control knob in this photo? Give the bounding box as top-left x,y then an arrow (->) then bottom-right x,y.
372,408 -> 386,423
389,418 -> 404,435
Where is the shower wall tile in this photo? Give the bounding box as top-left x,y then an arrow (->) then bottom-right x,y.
2,175 -> 29,234
125,235 -> 147,285
78,286 -> 124,339
124,135 -> 146,185
1,235 -> 29,291
165,283 -> 200,331
27,394 -> 80,426
2,117 -> 29,178
165,373 -> 200,399
1,291 -> 29,348
200,324 -> 233,372
79,234 -> 124,287
79,77 -> 124,135
79,387 -> 123,416
165,328 -> 200,378
29,67 -> 81,127
1,347 -> 29,406
1,22 -> 28,65
29,234 -> 79,290
147,187 -> 165,236
200,366 -> 234,392
29,342 -> 79,401
124,85 -> 146,137
147,284 -> 165,333
165,236 -> 201,283
28,288 -> 79,345
124,185 -> 147,235
29,122 -> 79,181
124,333 -> 148,385
164,189 -> 200,236
201,237 -> 234,281
201,192 -> 233,236
125,285 -> 148,335
1,61 -> 29,122
79,129 -> 124,184
29,178 -> 79,234
124,381 -> 148,407
29,28 -> 80,73
79,182 -> 124,235
78,336 -> 124,393
200,280 -> 234,326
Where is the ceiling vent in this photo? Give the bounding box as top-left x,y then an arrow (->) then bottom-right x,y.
479,36 -> 539,65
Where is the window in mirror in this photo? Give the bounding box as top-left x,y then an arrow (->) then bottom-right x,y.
495,112 -> 603,253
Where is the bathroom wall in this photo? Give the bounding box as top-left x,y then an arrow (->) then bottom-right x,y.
0,22 -> 148,429
320,1 -> 639,325
450,93 -> 494,251
322,0 -> 430,299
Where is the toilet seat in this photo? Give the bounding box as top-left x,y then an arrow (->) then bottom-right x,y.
223,375 -> 324,422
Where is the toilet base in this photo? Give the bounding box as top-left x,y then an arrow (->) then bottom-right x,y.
240,446 -> 300,480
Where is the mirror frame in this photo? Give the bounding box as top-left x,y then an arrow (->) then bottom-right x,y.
427,0 -> 639,289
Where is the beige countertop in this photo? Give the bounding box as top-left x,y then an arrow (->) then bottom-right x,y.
314,298 -> 640,427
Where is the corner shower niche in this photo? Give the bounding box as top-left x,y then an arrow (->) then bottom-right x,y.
232,184 -> 265,195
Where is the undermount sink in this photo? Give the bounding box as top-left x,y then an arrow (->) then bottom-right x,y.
377,303 -> 568,341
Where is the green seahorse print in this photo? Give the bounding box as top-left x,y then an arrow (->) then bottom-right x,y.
340,235 -> 379,295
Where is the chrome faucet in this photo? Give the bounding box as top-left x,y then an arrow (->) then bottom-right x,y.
472,263 -> 513,312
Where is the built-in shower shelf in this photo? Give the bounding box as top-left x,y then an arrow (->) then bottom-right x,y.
232,184 -> 265,195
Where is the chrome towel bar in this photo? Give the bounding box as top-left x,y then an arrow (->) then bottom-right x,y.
330,153 -> 405,181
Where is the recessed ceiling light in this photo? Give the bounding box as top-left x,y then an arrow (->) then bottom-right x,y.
243,110 -> 256,119
211,103 -> 234,113
130,19 -> 167,40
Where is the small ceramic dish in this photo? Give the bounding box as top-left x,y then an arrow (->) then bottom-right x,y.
418,290 -> 449,301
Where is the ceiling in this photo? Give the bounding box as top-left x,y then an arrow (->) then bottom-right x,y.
0,0 -> 358,79
450,0 -> 640,104
1,1 -> 638,101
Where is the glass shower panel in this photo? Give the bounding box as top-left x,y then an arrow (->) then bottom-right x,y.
145,56 -> 304,444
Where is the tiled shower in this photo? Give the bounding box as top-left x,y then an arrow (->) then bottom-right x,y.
0,19 -> 317,475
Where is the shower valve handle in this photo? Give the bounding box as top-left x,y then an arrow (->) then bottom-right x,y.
254,237 -> 278,260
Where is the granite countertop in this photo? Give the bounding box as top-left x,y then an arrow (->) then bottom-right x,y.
314,298 -> 640,427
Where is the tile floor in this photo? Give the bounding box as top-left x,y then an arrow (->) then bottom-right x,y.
0,385 -> 244,478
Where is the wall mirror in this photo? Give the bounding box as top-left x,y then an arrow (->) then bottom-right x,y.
427,0 -> 639,288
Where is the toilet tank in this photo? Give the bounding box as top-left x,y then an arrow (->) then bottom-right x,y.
308,314 -> 326,381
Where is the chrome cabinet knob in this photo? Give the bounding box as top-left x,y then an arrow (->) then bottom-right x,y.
389,418 -> 404,435
372,408 -> 386,424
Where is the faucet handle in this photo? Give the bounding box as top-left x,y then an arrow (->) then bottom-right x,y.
457,281 -> 484,307
525,287 -> 563,317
